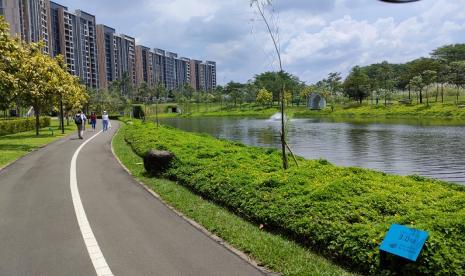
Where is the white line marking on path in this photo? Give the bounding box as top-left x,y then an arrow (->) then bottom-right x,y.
70,131 -> 113,276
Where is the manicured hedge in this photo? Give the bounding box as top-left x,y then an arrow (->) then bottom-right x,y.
0,117 -> 51,136
122,120 -> 465,275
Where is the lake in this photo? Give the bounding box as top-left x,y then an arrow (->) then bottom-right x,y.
159,116 -> 465,185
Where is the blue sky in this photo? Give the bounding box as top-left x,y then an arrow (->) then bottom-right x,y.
57,0 -> 465,85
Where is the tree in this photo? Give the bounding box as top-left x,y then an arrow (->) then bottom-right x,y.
431,44 -> 465,63
251,0 -> 292,169
15,42 -> 87,135
16,43 -> 56,135
256,88 -> 273,106
225,81 -> 243,107
449,61 -> 465,102
253,71 -> 301,105
137,82 -> 151,103
409,75 -> 425,104
421,70 -> 437,106
325,72 -> 342,110
0,17 -> 22,114
343,66 -> 370,104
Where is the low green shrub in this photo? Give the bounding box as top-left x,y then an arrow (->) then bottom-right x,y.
132,105 -> 145,119
122,120 -> 465,275
0,117 -> 51,136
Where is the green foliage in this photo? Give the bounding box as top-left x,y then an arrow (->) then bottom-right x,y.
123,120 -> 465,275
254,71 -> 303,103
113,126 -> 353,275
132,105 -> 145,119
343,66 -> 370,103
431,44 -> 465,63
256,88 -> 273,106
0,17 -> 87,135
0,117 -> 50,136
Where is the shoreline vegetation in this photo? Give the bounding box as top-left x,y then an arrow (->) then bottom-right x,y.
148,101 -> 465,122
113,123 -> 355,276
119,119 -> 465,275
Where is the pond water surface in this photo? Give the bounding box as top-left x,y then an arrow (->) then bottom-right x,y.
158,116 -> 465,185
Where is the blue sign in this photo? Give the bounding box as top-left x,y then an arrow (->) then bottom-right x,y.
379,224 -> 429,261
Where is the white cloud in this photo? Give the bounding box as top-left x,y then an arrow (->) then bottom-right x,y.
147,0 -> 220,22
60,0 -> 465,84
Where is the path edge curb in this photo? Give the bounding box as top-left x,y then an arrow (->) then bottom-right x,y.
110,123 -> 278,276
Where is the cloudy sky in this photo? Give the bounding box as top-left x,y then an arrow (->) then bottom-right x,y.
58,0 -> 465,85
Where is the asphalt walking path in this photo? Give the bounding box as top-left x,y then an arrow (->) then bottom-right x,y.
0,121 -> 264,276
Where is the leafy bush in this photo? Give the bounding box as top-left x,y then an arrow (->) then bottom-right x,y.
0,117 -> 51,136
122,120 -> 465,275
132,105 -> 145,119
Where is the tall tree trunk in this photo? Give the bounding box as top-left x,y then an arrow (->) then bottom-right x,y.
426,88 -> 429,106
408,86 -> 411,99
280,82 -> 288,170
441,83 -> 444,103
34,107 -> 40,136
457,85 -> 460,103
419,90 -> 423,104
436,83 -> 439,102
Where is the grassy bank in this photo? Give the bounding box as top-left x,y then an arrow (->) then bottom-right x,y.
0,119 -> 75,168
147,102 -> 465,121
295,102 -> 465,119
121,119 -> 465,275
113,122 -> 354,276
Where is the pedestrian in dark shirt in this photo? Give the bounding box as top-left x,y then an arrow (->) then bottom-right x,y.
74,111 -> 86,139
90,112 -> 97,132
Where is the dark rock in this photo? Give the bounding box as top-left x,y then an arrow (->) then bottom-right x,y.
143,150 -> 175,176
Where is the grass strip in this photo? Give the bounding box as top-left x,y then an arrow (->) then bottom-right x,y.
112,123 -> 355,276
0,119 -> 76,168
121,119 -> 465,275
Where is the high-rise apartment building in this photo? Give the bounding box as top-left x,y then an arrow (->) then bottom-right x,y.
49,1 -> 79,75
135,45 -> 155,88
96,24 -> 116,89
153,48 -> 165,87
175,57 -> 190,88
1,0 -> 52,52
0,0 -> 22,37
1,0 -> 217,92
163,51 -> 177,91
189,59 -> 201,90
205,61 -> 217,91
75,10 -> 98,88
114,33 -> 136,87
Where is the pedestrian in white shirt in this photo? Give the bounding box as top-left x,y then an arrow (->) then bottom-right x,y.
102,111 -> 110,132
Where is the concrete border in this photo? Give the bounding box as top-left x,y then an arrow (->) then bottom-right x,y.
110,122 -> 278,276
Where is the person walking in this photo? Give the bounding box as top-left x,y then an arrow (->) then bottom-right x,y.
90,112 -> 97,131
102,111 -> 110,132
74,111 -> 86,139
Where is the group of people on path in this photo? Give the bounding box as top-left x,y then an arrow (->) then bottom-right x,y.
74,110 -> 111,139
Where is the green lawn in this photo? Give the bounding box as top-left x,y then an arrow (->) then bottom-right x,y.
0,119 -> 76,168
112,124 -> 355,276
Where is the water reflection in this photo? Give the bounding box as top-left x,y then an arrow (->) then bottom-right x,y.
159,117 -> 465,185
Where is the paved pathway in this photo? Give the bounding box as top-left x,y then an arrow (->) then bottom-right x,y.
0,121 -> 264,276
